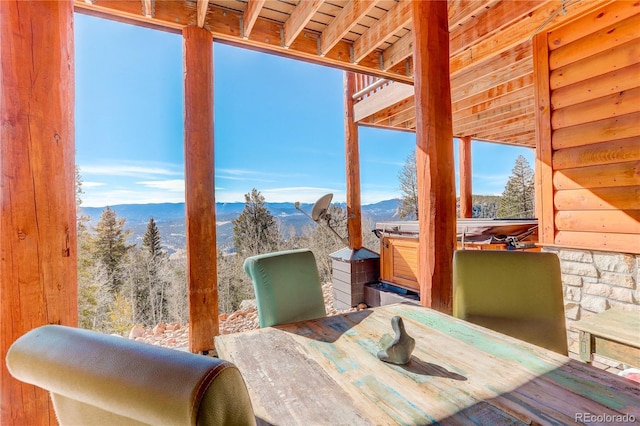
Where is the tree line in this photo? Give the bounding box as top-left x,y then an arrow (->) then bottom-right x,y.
397,153 -> 535,220
77,179 -> 378,335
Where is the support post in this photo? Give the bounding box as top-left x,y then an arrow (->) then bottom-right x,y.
1,1 -> 77,424
183,26 -> 218,353
412,0 -> 455,313
459,137 -> 473,218
344,72 -> 363,249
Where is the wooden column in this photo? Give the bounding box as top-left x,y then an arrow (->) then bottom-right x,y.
1,1 -> 77,424
183,26 -> 218,353
459,137 -> 473,218
344,72 -> 363,249
413,0 -> 455,313
533,32 -> 554,244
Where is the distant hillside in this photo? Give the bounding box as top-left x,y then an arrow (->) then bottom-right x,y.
79,199 -> 403,253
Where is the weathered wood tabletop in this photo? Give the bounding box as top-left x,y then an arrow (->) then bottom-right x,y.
571,307 -> 640,367
214,303 -> 640,425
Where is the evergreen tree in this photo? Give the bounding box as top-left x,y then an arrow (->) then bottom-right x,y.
232,188 -> 281,256
398,150 -> 418,220
142,217 -> 168,325
143,217 -> 163,259
497,155 -> 535,218
93,207 -> 132,293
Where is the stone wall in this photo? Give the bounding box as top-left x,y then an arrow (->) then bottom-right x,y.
543,247 -> 639,372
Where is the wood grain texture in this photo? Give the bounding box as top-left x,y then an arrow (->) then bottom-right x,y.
554,186 -> 640,211
183,26 -> 218,352
1,1 -> 77,424
547,1 -> 640,51
552,111 -> 640,150
345,72 -> 363,250
552,137 -> 640,170
555,210 -> 640,234
459,137 -> 473,218
555,231 -> 640,253
552,161 -> 640,190
215,304 -> 640,425
413,0 -> 455,313
533,32 -> 555,245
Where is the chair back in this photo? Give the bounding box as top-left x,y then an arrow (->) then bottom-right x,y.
244,249 -> 327,327
453,250 -> 568,355
6,325 -> 256,426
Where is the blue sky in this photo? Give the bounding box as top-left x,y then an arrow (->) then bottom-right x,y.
75,14 -> 534,208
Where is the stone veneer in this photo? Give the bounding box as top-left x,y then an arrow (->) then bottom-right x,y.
543,247 -> 640,373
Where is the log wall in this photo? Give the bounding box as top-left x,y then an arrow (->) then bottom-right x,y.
535,2 -> 640,254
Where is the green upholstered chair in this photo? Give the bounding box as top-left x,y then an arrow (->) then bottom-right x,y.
453,250 -> 568,355
6,325 -> 256,426
244,248 -> 327,328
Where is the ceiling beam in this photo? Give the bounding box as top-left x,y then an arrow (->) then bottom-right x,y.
448,0 -> 499,29
352,0 -> 411,64
243,0 -> 265,39
382,29 -> 412,71
196,0 -> 209,28
449,0 -> 543,56
142,0 -> 154,18
319,0 -> 378,56
283,0 -> 325,48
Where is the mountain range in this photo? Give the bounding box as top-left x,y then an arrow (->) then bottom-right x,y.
79,199 -> 402,253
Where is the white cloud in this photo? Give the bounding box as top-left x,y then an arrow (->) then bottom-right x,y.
79,163 -> 182,178
82,181 -> 106,188
137,179 -> 185,192
81,188 -> 185,207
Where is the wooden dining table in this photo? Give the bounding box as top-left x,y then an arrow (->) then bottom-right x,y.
214,303 -> 640,425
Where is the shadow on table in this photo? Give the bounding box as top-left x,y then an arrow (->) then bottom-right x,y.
401,355 -> 468,381
278,309 -> 373,343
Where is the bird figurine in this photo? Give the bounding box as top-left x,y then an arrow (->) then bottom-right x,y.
377,316 -> 415,365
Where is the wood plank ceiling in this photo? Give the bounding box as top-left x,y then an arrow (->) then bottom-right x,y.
75,0 -> 608,148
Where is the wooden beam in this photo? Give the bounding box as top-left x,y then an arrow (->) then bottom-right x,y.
142,0 -> 155,18
196,0 -> 209,28
243,0 -> 265,39
320,0 -> 378,56
353,82 -> 414,122
353,0 -> 412,63
413,0 -> 455,314
448,0 -> 500,29
183,26 -> 218,353
345,72 -> 363,249
73,1 -> 414,84
533,31 -> 554,244
449,0 -> 542,56
283,0 -> 325,48
382,30 -> 413,71
459,137 -> 473,218
1,1 -> 77,424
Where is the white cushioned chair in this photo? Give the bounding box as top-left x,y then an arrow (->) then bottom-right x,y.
6,325 -> 256,425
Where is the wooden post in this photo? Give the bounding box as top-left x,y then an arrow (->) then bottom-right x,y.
1,1 -> 77,424
183,26 -> 218,353
344,72 -> 363,249
459,137 -> 473,218
412,0 -> 455,313
533,32 -> 554,244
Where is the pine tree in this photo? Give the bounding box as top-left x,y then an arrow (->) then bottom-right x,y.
232,188 -> 282,256
398,150 -> 418,220
497,155 -> 535,218
142,217 -> 168,325
143,217 -> 163,259
93,207 -> 132,293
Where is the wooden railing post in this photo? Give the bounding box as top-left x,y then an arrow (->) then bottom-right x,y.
413,0 -> 455,313
183,26 -> 218,353
345,72 -> 363,249
459,137 -> 473,218
1,1 -> 77,424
